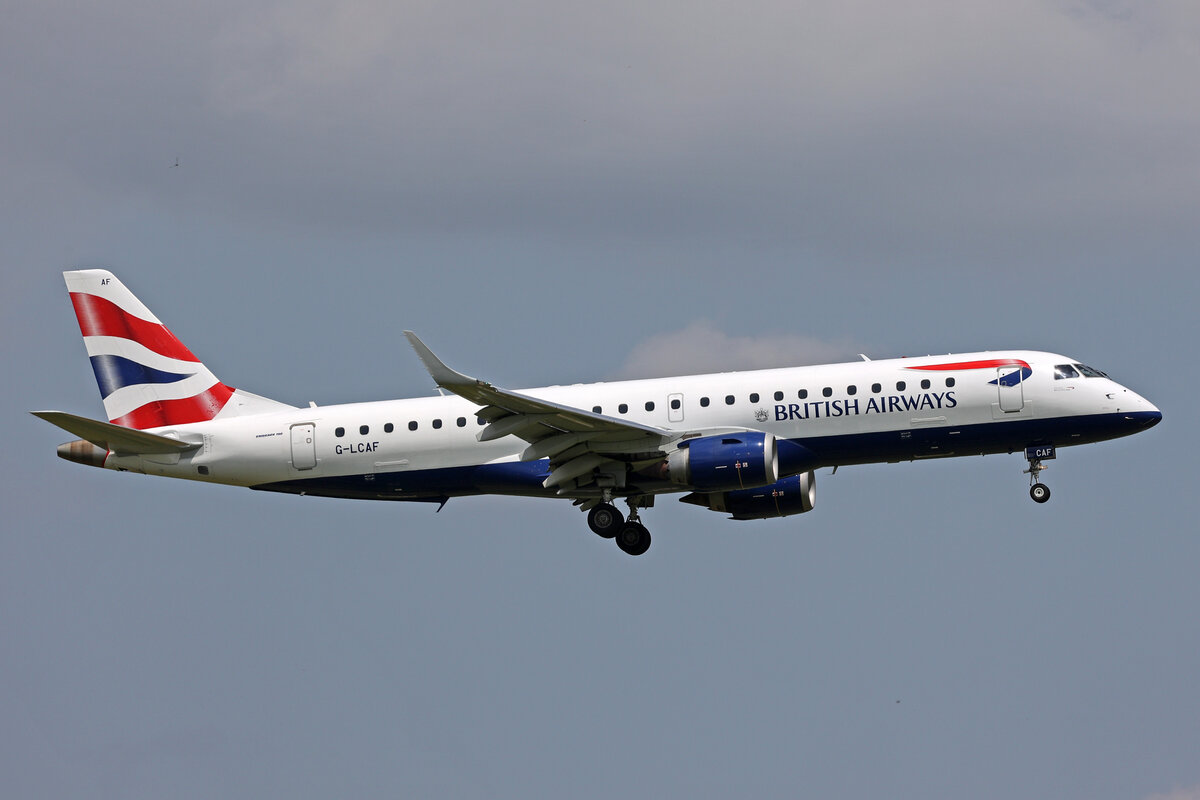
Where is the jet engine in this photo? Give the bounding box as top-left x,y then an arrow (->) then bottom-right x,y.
664,432 -> 778,491
680,471 -> 816,520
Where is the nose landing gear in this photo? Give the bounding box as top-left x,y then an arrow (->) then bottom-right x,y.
1023,445 -> 1054,503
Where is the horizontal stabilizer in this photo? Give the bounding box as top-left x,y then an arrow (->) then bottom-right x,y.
30,410 -> 201,455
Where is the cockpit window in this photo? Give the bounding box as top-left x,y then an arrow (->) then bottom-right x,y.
1054,364 -> 1080,380
1074,363 -> 1108,378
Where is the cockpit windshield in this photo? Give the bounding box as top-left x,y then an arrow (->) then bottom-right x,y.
1074,363 -> 1108,378
1054,364 -> 1080,380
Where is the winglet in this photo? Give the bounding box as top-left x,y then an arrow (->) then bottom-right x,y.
403,331 -> 477,389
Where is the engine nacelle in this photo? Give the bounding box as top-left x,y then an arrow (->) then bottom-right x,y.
681,471 -> 816,520
665,432 -> 779,491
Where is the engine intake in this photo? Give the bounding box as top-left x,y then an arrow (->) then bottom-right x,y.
665,432 -> 778,491
681,471 -> 816,520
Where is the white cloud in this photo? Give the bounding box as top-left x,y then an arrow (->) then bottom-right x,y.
614,320 -> 860,379
1142,785 -> 1200,800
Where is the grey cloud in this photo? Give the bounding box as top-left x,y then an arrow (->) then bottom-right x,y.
7,0 -> 1199,258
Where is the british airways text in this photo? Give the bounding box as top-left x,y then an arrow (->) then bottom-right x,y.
775,391 -> 957,421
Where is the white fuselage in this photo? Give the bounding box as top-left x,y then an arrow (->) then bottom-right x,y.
101,350 -> 1160,502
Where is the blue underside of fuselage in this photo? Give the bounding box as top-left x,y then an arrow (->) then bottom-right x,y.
248,411 -> 1161,502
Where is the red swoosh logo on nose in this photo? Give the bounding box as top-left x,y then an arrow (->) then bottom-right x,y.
906,359 -> 1030,371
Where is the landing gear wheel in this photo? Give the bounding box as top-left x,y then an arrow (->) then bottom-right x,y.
1024,454 -> 1051,504
587,503 -> 623,538
615,522 -> 651,556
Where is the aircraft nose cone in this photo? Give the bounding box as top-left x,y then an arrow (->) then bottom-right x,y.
1126,396 -> 1161,430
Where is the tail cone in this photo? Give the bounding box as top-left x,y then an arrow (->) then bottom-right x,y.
57,439 -> 108,468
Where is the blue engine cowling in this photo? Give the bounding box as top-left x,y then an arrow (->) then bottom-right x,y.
680,471 -> 816,520
665,432 -> 779,491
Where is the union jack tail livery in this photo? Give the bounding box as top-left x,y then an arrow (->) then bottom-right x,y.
65,269 -> 289,429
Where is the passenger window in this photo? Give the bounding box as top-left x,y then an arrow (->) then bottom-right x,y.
1055,364 -> 1081,379
618,403 -> 628,414
384,423 -> 394,433
946,377 -> 955,387
335,427 -> 345,437
871,383 -> 882,393
457,417 -> 467,427
408,421 -> 418,431
798,389 -> 808,400
670,398 -> 681,410
897,381 -> 906,391
645,401 -> 655,411
847,385 -> 857,396
822,387 -> 832,398
700,397 -> 710,407
593,406 -> 602,414
749,393 -> 759,403
725,395 -> 735,405
359,425 -> 369,435
773,391 -> 784,401
920,379 -> 930,390
432,419 -> 442,429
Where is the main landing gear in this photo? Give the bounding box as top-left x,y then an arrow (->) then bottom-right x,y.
586,496 -> 652,556
587,503 -> 621,538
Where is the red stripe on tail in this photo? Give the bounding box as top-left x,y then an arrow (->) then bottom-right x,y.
109,383 -> 235,429
70,293 -> 200,362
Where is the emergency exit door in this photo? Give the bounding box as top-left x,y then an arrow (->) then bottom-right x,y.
290,423 -> 316,470
667,393 -> 685,423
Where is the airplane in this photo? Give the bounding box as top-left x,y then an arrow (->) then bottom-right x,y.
34,269 -> 1162,556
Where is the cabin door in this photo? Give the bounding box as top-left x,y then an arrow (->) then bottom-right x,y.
996,367 -> 1025,413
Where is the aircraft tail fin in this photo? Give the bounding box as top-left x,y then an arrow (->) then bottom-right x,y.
64,269 -> 293,429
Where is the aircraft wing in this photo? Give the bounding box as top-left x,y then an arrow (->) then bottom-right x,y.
404,332 -> 680,491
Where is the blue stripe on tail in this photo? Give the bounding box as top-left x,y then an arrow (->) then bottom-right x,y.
89,354 -> 193,399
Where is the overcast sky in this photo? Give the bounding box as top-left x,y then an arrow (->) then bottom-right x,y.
3,2 -> 1198,798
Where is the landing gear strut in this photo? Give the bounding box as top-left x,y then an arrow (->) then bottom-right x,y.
615,500 -> 651,557
1025,456 -> 1051,504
